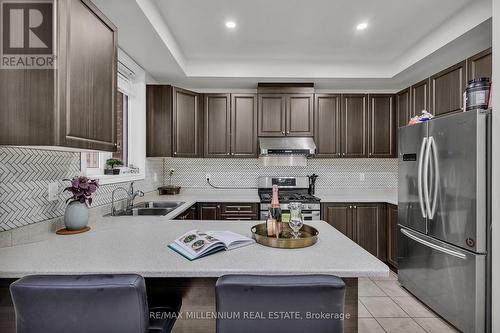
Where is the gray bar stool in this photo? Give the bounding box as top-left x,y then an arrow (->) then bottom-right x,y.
216,274 -> 346,333
10,274 -> 181,333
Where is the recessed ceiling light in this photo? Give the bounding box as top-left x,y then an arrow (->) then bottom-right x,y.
356,22 -> 368,31
225,21 -> 236,29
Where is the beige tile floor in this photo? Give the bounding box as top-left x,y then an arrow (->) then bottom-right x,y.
358,271 -> 459,333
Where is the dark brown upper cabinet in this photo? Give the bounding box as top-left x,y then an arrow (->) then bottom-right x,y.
340,94 -> 368,158
258,93 -> 313,137
258,94 -> 286,136
368,94 -> 396,158
204,93 -> 258,158
231,94 -> 258,157
286,94 -> 314,136
396,88 -> 412,128
314,94 -> 341,157
204,94 -> 231,157
430,60 -> 466,117
0,0 -> 117,151
411,78 -> 430,117
467,48 -> 492,81
146,85 -> 172,157
172,87 -> 202,157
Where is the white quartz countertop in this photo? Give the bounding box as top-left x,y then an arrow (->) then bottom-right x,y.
0,219 -> 389,279
146,188 -> 397,220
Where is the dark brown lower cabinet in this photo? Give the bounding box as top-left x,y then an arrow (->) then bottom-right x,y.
322,203 -> 386,261
198,203 -> 221,220
353,203 -> 386,261
175,204 -> 198,220
387,204 -> 398,268
196,203 -> 259,220
321,203 -> 354,241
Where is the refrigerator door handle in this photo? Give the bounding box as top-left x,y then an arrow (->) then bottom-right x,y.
418,137 -> 428,218
400,228 -> 467,260
423,136 -> 432,218
429,137 -> 439,219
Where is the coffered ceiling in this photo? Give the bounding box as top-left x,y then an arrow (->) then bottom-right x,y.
92,0 -> 492,90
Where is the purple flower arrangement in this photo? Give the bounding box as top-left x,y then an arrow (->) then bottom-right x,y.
63,176 -> 99,206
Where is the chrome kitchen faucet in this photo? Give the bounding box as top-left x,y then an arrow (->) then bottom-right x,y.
111,182 -> 144,216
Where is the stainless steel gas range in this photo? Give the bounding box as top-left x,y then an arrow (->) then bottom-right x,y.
258,176 -> 321,221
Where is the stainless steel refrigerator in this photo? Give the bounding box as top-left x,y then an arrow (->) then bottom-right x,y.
398,109 -> 491,333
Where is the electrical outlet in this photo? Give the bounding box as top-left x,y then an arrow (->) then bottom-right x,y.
153,172 -> 158,182
48,182 -> 58,202
359,173 -> 365,181
206,173 -> 211,181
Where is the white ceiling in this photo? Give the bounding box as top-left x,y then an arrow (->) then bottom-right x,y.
157,0 -> 469,62
92,0 -> 492,90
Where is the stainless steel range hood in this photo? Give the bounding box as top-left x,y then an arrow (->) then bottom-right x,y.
259,137 -> 316,157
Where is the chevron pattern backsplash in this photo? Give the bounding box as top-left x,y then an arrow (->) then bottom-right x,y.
164,157 -> 398,189
0,147 -> 164,231
0,148 -> 398,232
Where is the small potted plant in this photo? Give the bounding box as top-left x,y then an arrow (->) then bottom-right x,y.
105,158 -> 123,175
158,168 -> 181,195
63,176 -> 99,231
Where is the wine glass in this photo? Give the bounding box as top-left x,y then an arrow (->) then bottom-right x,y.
288,202 -> 304,239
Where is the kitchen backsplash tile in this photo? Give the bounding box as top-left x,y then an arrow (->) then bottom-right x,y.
163,158 -> 398,189
0,147 -> 164,231
0,149 -> 397,232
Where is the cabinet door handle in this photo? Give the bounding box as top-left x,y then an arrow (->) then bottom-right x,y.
174,152 -> 177,155
353,205 -> 357,209
349,205 -> 352,209
282,131 -> 285,134
286,131 -> 290,134
226,152 -> 230,155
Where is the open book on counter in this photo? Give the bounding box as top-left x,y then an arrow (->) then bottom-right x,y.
168,229 -> 255,260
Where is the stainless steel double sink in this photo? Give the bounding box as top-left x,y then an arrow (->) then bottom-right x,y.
109,201 -> 185,216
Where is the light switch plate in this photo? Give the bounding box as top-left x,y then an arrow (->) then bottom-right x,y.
359,173 -> 365,181
153,172 -> 158,182
48,182 -> 58,202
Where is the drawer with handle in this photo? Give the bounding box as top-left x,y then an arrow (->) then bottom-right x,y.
220,203 -> 258,215
221,214 -> 258,221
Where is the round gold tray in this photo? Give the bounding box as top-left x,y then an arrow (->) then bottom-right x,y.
251,222 -> 319,249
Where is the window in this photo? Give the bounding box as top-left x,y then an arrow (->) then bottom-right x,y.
113,91 -> 129,165
80,49 -> 146,185
82,90 -> 129,176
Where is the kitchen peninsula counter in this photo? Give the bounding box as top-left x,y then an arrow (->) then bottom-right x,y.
0,219 -> 388,278
0,218 -> 388,333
